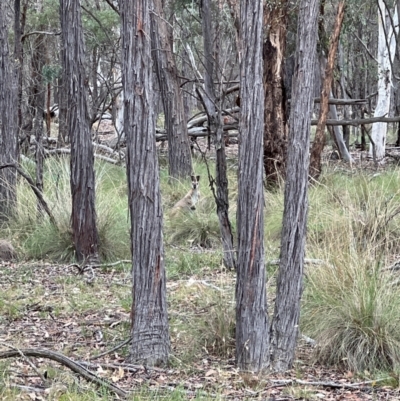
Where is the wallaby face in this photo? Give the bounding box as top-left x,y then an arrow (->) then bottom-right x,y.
189,175 -> 200,209
171,175 -> 201,214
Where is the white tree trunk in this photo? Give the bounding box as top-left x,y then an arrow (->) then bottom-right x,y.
369,0 -> 398,160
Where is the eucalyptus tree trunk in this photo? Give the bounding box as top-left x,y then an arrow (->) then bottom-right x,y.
270,0 -> 319,372
200,0 -> 236,271
57,74 -> 68,146
236,0 -> 269,373
32,33 -> 46,213
113,67 -> 124,144
263,0 -> 289,187
309,1 -> 345,180
151,0 -> 192,179
14,0 -> 23,134
31,0 -> 46,214
0,2 -> 18,221
121,0 -> 170,366
60,0 -> 99,263
369,0 -> 398,161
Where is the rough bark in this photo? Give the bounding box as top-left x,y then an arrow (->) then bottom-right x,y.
263,0 -> 289,187
200,0 -> 236,271
57,74 -> 68,146
33,33 -> 46,214
14,0 -> 23,135
60,0 -> 99,263
0,3 -> 18,221
31,0 -> 46,215
309,1 -> 345,180
338,44 -> 351,149
121,0 -> 170,366
270,0 -> 319,372
112,66 -> 124,144
151,0 -> 192,179
236,0 -> 268,373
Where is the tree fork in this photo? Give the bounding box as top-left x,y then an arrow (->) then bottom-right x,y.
309,1 -> 346,180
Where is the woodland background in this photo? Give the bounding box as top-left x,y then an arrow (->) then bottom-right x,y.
2,0 -> 400,400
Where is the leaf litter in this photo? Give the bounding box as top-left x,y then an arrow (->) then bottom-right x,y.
0,259 -> 399,400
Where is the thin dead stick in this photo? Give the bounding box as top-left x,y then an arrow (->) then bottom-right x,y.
268,258 -> 335,269
270,378 -> 391,390
89,338 -> 131,361
0,348 -> 128,398
0,163 -> 57,227
68,260 -> 131,274
78,360 -> 166,373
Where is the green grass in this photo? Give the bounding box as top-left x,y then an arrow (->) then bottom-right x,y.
2,157 -> 130,262
302,256 -> 400,371
6,154 -> 400,381
302,169 -> 400,372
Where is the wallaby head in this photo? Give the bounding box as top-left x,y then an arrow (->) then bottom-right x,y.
191,175 -> 200,190
170,175 -> 201,216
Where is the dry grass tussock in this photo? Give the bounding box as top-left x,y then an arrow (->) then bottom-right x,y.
2,160 -> 400,398
302,170 -> 400,372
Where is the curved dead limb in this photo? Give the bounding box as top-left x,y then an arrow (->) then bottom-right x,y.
0,348 -> 128,398
0,163 -> 57,227
89,338 -> 131,361
46,148 -> 121,165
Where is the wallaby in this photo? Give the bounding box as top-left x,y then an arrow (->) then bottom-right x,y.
171,175 -> 200,214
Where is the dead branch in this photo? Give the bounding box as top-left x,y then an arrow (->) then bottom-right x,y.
68,259 -> 131,274
45,148 -> 121,165
0,164 -> 57,227
313,97 -> 367,105
78,360 -> 166,373
89,338 -> 131,360
267,258 -> 334,269
311,115 -> 400,126
0,348 -> 128,398
270,377 -> 391,391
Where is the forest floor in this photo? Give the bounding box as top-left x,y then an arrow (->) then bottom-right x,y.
1,259 -> 399,400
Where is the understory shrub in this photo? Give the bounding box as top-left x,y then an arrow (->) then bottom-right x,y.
5,158 -> 130,262
302,255 -> 400,372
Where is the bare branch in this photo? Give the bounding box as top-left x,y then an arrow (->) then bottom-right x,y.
0,348 -> 128,398
0,164 -> 57,227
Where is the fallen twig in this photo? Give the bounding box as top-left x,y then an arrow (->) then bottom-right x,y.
270,377 -> 391,391
68,259 -> 131,275
78,360 -> 166,373
89,338 -> 131,361
0,348 -> 128,398
267,258 -> 335,269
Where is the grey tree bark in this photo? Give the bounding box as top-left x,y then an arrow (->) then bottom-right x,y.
121,0 -> 170,366
31,0 -> 46,215
0,1 -> 18,221
236,0 -> 269,373
14,0 -> 23,135
32,33 -> 45,215
263,0 -> 289,187
200,0 -> 236,271
60,0 -> 99,263
151,0 -> 193,179
270,0 -> 320,372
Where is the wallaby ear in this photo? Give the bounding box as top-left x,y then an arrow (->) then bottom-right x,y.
196,175 -> 200,181
191,175 -> 195,181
